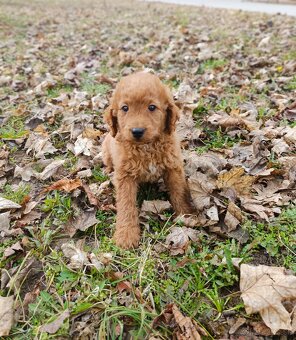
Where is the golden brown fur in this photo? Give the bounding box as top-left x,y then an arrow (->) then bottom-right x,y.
102,72 -> 195,249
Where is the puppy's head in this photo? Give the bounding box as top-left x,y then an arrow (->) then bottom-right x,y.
104,72 -> 179,143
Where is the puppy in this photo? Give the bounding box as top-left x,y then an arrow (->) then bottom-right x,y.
102,72 -> 194,249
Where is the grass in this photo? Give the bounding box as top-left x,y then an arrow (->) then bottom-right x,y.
244,206 -> 296,272
0,116 -> 28,140
46,84 -> 73,98
42,191 -> 73,224
2,184 -> 31,204
80,73 -> 112,96
197,59 -> 227,74
284,76 -> 296,91
92,166 -> 109,183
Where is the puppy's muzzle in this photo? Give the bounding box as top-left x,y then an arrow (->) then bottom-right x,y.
131,128 -> 146,139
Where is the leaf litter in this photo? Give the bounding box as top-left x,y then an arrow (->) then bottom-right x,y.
0,0 -> 295,338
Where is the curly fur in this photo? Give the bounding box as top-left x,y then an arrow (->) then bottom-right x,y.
102,72 -> 195,249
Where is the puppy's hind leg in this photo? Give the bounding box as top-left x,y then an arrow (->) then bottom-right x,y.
164,167 -> 195,215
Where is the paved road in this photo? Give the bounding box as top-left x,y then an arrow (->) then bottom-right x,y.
145,0 -> 296,16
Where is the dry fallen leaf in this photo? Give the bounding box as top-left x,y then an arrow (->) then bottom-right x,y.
34,160 -> 65,180
217,167 -> 255,197
0,211 -> 10,234
0,296 -> 14,336
61,242 -> 88,270
65,209 -> 98,237
185,152 -> 226,177
40,309 -> 70,334
188,175 -> 214,211
43,178 -> 82,193
240,264 -> 296,334
165,227 -> 199,255
172,304 -> 204,340
224,202 -> 244,232
0,197 -> 21,211
141,200 -> 172,214
152,303 -> 206,339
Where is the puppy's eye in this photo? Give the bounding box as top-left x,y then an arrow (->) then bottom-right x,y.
148,105 -> 156,112
121,105 -> 129,112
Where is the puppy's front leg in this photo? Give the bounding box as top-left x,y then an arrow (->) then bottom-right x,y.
164,167 -> 195,215
113,175 -> 140,249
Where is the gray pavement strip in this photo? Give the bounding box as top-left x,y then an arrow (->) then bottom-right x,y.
144,0 -> 296,16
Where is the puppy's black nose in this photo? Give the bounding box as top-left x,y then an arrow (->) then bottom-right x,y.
131,128 -> 146,139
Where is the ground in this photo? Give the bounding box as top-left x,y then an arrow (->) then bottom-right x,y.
0,0 -> 295,339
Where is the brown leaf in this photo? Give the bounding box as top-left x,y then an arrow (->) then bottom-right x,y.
240,264 -> 296,334
40,309 -> 70,334
35,160 -> 65,180
81,183 -> 99,206
188,175 -> 214,211
250,321 -> 273,336
65,209 -> 97,237
117,280 -> 133,293
172,304 -> 206,340
229,317 -> 246,335
6,258 -> 42,291
0,197 -> 21,211
3,241 -> 23,259
185,152 -> 226,177
61,242 -> 88,270
0,211 -> 10,234
217,167 -> 255,197
0,296 -> 14,336
165,227 -> 200,255
141,200 -> 172,214
224,202 -> 244,232
43,178 -> 82,193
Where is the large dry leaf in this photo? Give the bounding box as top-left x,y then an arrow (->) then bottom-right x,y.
185,152 -> 226,177
224,202 -> 244,232
0,296 -> 14,336
61,242 -> 88,270
217,167 -> 255,197
240,264 -> 296,334
165,227 -> 199,255
240,197 -> 272,221
0,211 -> 10,234
0,197 -> 21,211
40,309 -> 70,334
188,175 -> 215,211
43,178 -> 82,193
141,200 -> 172,214
172,304 -> 203,340
152,304 -> 206,339
74,135 -> 94,156
35,160 -> 65,180
65,209 -> 98,237
25,133 -> 57,159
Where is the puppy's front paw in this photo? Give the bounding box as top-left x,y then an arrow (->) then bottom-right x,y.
113,226 -> 140,249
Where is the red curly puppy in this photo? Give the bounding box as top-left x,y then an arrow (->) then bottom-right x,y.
102,72 -> 194,249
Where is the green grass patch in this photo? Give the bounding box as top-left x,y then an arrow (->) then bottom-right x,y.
2,184 -> 31,204
284,76 -> 296,91
47,84 -> 73,98
0,116 -> 28,139
197,59 -> 227,74
42,191 -> 73,224
92,166 -> 109,183
244,206 -> 296,272
80,73 -> 111,96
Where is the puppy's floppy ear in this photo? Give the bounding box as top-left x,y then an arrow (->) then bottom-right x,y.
104,105 -> 118,137
165,99 -> 180,134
